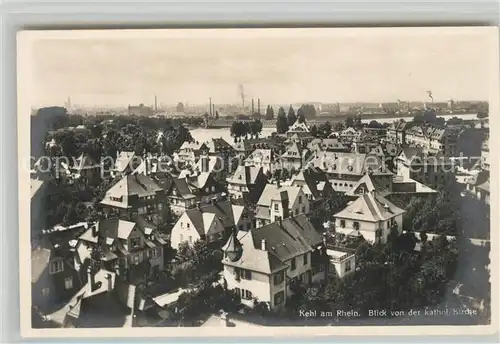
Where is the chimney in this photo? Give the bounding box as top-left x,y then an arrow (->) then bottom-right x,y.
261,239 -> 267,251
87,265 -> 96,292
201,155 -> 209,173
91,223 -> 98,238
252,99 -> 255,114
280,191 -> 290,218
244,166 -> 251,183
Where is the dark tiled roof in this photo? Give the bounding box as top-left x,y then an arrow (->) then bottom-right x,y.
184,200 -> 237,236
251,215 -> 323,265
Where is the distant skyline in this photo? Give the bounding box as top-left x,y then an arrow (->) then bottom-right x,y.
19,28 -> 495,108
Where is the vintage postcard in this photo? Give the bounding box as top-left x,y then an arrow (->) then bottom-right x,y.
18,27 -> 498,338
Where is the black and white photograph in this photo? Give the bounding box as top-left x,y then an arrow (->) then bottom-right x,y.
18,27 -> 497,336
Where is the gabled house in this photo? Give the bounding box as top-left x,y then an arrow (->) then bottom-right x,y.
32,241 -> 82,314
334,191 -> 405,244
255,184 -> 310,228
175,141 -> 208,166
71,152 -> 101,184
307,151 -> 389,193
165,169 -> 225,215
395,147 -> 454,189
386,120 -> 409,144
170,200 -> 254,250
286,120 -> 312,139
113,151 -> 140,178
405,125 -> 428,148
279,142 -> 310,171
465,170 -> 490,204
100,174 -> 165,223
339,127 -> 357,143
75,216 -> 167,283
226,165 -> 267,203
288,167 -> 334,210
245,149 -> 276,174
221,215 -> 326,311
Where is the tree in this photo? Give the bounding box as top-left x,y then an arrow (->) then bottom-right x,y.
215,111 -> 219,119
285,107 -> 296,127
318,122 -> 332,138
368,120 -> 383,129
288,105 -> 296,121
276,110 -> 289,134
297,112 -> 306,124
345,116 -> 355,128
310,125 -> 318,137
265,105 -> 274,120
477,111 -> 488,119
250,119 -> 263,138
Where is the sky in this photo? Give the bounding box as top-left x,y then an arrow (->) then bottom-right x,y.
19,28 -> 495,108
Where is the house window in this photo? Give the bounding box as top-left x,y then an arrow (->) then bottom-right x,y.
187,223 -> 190,229
158,203 -> 163,211
274,291 -> 285,305
303,253 -> 308,265
42,288 -> 50,297
274,203 -> 279,211
236,268 -> 252,280
211,186 -> 216,192
151,248 -> 159,259
273,271 -> 285,285
340,220 -> 346,228
49,260 -> 64,275
291,258 -> 296,270
298,196 -> 302,204
130,237 -> 141,248
295,209 -> 299,215
375,229 -> 382,238
387,221 -> 390,229
275,216 -> 280,222
64,276 -> 73,290
133,252 -> 143,264
345,260 -> 352,273
243,290 -> 253,300
302,206 -> 306,213
353,222 -> 360,230
235,287 -> 241,296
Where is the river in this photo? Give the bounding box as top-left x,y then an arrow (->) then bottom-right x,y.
189,113 -> 480,144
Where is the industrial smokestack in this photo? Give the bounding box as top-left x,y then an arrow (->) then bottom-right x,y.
212,104 -> 215,117
252,99 -> 255,114
258,98 -> 260,114
154,95 -> 158,111
209,97 -> 212,116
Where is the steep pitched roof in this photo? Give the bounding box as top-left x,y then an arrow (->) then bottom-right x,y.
183,200 -> 240,236
280,142 -> 303,159
103,174 -> 162,206
290,167 -> 331,200
222,215 -> 322,274
335,192 -> 405,222
205,138 -> 234,154
114,151 -> 136,173
80,218 -> 137,242
226,165 -> 263,185
288,120 -> 310,133
245,149 -> 274,164
257,184 -> 302,208
31,247 -> 52,284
